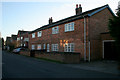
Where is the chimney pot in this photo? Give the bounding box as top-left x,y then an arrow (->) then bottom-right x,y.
75,4 -> 82,15
79,4 -> 81,7
76,4 -> 78,8
49,17 -> 53,24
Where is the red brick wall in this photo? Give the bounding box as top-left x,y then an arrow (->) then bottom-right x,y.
34,52 -> 80,63
17,32 -> 29,47
20,50 -> 30,56
29,8 -> 114,60
100,33 -> 114,40
29,19 -> 85,59
19,50 -> 81,63
88,8 -> 114,60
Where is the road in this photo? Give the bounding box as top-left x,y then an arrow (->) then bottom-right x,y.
2,51 -> 120,79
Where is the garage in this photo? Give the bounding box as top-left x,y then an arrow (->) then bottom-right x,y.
103,41 -> 117,60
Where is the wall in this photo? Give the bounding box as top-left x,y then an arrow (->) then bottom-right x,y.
20,50 -> 30,56
20,50 -> 81,63
34,51 -> 81,63
29,19 -> 85,59
89,8 -> 114,60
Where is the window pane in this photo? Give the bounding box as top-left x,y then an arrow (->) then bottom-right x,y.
65,22 -> 74,32
38,31 -> 42,37
32,33 -> 35,38
52,26 -> 59,34
37,44 -> 41,50
65,24 -> 67,32
32,45 -> 35,50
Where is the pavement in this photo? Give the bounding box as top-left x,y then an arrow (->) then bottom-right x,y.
64,60 -> 120,75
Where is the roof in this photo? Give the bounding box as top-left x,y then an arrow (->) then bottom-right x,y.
11,35 -> 17,40
6,37 -> 11,41
29,4 -> 115,33
18,30 -> 29,35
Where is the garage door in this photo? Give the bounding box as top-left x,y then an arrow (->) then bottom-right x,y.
104,42 -> 117,60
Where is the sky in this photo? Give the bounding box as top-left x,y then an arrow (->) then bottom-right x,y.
1,0 -> 120,40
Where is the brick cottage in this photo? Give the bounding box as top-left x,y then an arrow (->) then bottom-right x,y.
28,4 -> 115,62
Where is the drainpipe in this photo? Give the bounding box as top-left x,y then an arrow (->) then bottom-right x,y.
84,16 -> 86,61
88,41 -> 91,62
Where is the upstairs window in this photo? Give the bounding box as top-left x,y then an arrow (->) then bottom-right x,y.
24,38 -> 29,41
65,22 -> 74,32
37,31 -> 42,37
21,37 -> 23,40
52,44 -> 58,51
17,37 -> 20,41
52,26 -> 59,34
32,33 -> 35,38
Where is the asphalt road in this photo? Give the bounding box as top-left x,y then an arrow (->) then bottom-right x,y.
2,51 -> 120,79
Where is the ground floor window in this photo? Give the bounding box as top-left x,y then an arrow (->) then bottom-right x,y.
24,44 -> 26,47
47,44 -> 50,52
32,45 -> 35,50
37,44 -> 41,50
21,44 -> 22,46
64,43 -> 74,52
52,44 -> 58,51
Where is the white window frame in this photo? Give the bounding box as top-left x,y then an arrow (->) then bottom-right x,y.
65,22 -> 74,32
32,33 -> 35,38
37,44 -> 42,50
43,44 -> 46,49
24,44 -> 26,46
21,44 -> 22,46
52,44 -> 58,51
47,44 -> 50,52
24,38 -> 29,41
37,31 -> 42,37
21,37 -> 23,40
17,37 -> 20,41
64,43 -> 74,52
52,26 -> 59,34
32,45 -> 35,50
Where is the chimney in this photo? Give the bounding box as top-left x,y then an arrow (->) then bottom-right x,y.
49,17 -> 53,24
75,4 -> 82,15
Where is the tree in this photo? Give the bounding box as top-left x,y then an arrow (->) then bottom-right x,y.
2,38 -> 4,50
108,5 -> 120,67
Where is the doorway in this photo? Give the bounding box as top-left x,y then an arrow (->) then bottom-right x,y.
103,40 -> 117,60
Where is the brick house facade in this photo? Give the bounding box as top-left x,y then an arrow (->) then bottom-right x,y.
17,30 -> 29,48
5,35 -> 17,50
29,4 -> 114,61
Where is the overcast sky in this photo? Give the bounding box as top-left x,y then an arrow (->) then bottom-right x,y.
1,0 -> 120,40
